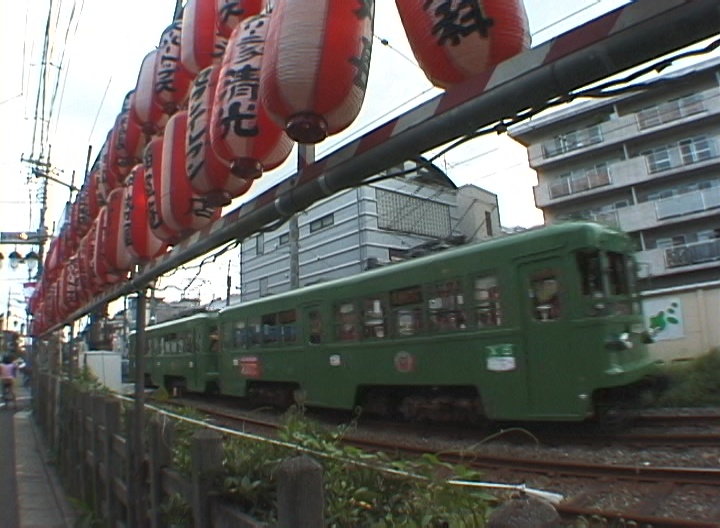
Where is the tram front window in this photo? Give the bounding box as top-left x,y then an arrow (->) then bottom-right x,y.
576,250 -> 639,316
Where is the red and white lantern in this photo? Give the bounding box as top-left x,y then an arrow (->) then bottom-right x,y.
186,66 -> 251,206
211,15 -> 293,181
156,111 -> 222,239
92,210 -> 128,289
143,137 -> 182,244
123,165 -> 169,262
395,0 -> 530,90
101,188 -> 134,274
261,0 -> 375,143
216,0 -> 266,38
181,0 -> 229,75
108,91 -> 148,178
155,21 -> 195,114
132,50 -> 168,136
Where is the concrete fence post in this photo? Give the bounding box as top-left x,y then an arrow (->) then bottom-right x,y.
277,455 -> 324,528
149,415 -> 174,528
104,399 -> 123,526
191,429 -> 223,528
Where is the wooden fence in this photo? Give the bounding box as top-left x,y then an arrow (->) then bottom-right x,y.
33,373 -> 325,528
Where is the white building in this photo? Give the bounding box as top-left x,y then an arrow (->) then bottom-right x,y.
238,158 -> 500,302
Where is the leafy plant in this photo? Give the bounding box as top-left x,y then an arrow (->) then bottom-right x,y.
642,348 -> 720,407
159,493 -> 192,527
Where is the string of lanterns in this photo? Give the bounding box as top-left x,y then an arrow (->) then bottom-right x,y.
28,0 -> 530,335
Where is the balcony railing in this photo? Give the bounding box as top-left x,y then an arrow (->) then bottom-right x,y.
664,239 -> 720,268
655,187 -> 720,220
542,126 -> 603,159
548,167 -> 611,199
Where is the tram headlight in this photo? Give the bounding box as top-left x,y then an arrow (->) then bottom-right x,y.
605,332 -> 633,350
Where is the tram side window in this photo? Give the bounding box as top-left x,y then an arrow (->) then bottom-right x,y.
474,275 -> 502,327
363,298 -> 387,339
530,271 -> 560,321
308,310 -> 322,344
261,313 -> 279,345
233,321 -> 247,348
248,316 -> 262,346
390,286 -> 424,337
182,332 -> 193,354
336,302 -> 358,341
428,280 -> 466,332
279,309 -> 297,343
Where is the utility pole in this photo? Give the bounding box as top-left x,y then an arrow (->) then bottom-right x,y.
289,144 -> 315,290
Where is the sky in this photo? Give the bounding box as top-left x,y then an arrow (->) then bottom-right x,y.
0,0 -> 697,316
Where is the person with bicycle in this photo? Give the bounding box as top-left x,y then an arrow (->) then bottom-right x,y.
1,355 -> 17,404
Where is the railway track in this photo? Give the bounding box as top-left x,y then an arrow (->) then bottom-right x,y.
160,396 -> 720,526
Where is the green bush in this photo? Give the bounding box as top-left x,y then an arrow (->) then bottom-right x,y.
644,348 -> 720,407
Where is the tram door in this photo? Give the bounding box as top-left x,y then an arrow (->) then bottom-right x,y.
519,258 -> 576,417
196,324 -> 220,389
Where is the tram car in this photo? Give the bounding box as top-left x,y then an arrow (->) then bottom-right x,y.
134,222 -> 657,422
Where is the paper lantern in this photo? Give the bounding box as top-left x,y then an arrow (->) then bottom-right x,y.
132,49 -> 167,136
181,0 -> 228,75
101,188 -> 134,273
395,0 -> 530,89
96,132 -> 122,199
216,0 -> 266,38
157,111 -> 222,238
143,137 -> 183,243
211,15 -> 294,182
91,211 -> 128,288
122,165 -> 169,262
186,65 -> 251,206
261,0 -> 375,143
86,167 -> 103,221
43,237 -> 62,283
58,258 -> 82,316
155,21 -> 195,114
74,184 -> 93,240
108,91 -> 148,178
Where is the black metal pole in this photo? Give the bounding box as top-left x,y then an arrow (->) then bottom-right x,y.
131,286 -> 147,527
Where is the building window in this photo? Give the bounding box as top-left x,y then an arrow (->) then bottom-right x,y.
679,136 -> 714,165
485,211 -> 493,237
642,146 -> 673,173
278,233 -> 289,246
256,233 -> 264,255
310,213 -> 334,233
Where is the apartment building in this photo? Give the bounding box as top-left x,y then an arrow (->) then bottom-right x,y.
239,158 -> 500,302
510,56 -> 720,361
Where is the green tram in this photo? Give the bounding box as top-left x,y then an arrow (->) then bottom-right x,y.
135,222 -> 658,422
137,312 -> 222,396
